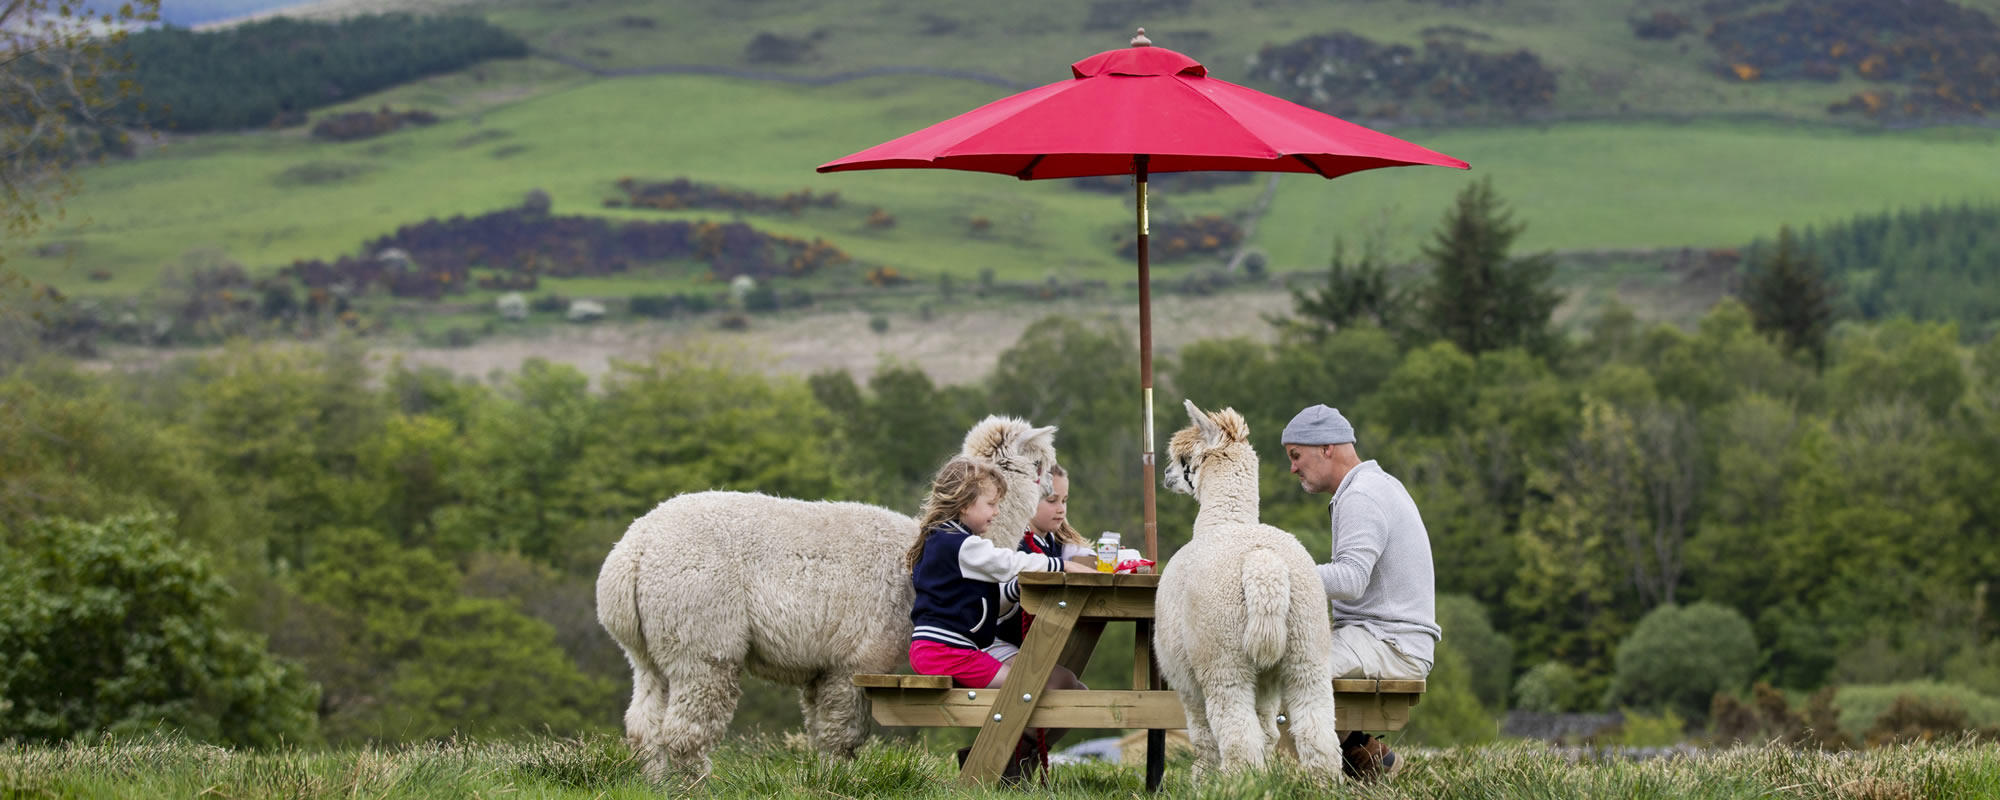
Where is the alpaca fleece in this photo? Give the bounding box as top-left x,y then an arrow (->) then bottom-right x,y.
594,416 -> 1057,780
1154,400 -> 1343,782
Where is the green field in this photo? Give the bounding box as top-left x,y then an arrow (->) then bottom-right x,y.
5,735 -> 1998,799
482,0 -> 2000,121
16,63 -> 2000,301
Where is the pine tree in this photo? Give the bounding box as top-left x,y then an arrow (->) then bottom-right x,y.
1414,178 -> 1563,358
1742,226 -> 1835,368
1287,238 -> 1406,339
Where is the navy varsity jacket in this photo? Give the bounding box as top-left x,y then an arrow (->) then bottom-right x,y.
910,521 -> 1065,651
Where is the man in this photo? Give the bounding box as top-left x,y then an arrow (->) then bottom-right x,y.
1281,404 -> 1439,781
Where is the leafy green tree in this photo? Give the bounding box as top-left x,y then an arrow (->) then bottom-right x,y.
1508,465 -> 1626,689
986,319 -> 1144,544
1285,239 -> 1407,339
808,361 -> 981,507
1513,661 -> 1585,713
1412,178 -> 1562,359
1398,645 -> 1495,746
433,359 -> 597,562
0,513 -> 318,746
2,0 -> 159,267
284,527 -> 613,742
1826,318 -> 1967,420
1606,601 -> 1758,721
1741,226 -> 1835,368
1436,594 -> 1515,710
0,360 -> 251,565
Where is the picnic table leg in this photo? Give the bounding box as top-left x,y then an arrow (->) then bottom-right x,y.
958,586 -> 1085,787
1135,618 -> 1165,792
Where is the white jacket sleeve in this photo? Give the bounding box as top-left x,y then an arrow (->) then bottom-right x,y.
957,536 -> 1064,583
1318,496 -> 1388,602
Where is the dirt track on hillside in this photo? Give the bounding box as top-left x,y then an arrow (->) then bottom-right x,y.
384,292 -> 1297,386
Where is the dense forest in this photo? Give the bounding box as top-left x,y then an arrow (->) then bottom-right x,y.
4,185 -> 1997,750
1751,204 -> 2000,336
113,15 -> 527,132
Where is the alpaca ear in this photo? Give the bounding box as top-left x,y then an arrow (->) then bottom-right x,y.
1026,425 -> 1058,449
1184,399 -> 1222,447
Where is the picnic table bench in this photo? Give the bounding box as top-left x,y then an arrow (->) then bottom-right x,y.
853,572 -> 1425,790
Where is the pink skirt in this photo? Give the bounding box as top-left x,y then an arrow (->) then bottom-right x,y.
908,640 -> 1003,688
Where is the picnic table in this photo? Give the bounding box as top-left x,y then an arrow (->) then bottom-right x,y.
854,572 -> 1425,790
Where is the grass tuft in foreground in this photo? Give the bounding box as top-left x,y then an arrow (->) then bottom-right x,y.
4,732 -> 1998,799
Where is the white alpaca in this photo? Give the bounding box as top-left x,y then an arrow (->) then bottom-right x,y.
594,415 -> 1057,779
1154,400 -> 1343,781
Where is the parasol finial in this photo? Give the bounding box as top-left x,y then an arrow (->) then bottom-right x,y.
1130,27 -> 1152,47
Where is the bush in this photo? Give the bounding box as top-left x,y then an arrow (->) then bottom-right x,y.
869,315 -> 890,334
1614,708 -> 1686,747
1606,602 -> 1759,721
0,514 -> 320,747
1398,645 -> 1496,746
1437,594 -> 1514,710
529,294 -> 568,314
1865,693 -> 2000,746
1515,661 -> 1585,712
1834,681 -> 2000,741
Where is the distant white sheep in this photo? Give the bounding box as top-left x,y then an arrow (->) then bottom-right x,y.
594,415 -> 1057,780
1154,400 -> 1342,782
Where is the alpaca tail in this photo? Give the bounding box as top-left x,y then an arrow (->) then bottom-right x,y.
1240,548 -> 1290,670
597,537 -> 663,682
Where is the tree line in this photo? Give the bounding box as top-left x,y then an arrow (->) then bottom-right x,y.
112,14 -> 528,133
3,181 -> 1996,748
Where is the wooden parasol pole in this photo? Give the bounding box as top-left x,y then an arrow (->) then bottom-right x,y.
1135,154 -> 1156,563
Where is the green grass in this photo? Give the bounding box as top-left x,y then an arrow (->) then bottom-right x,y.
6,734 -> 2000,799
480,0 -> 2000,122
17,66 -> 2000,302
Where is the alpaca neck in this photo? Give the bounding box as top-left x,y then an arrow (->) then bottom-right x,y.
1193,450 -> 1261,526
984,483 -> 1035,549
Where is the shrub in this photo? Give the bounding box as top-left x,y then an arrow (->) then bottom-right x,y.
1515,661 -> 1585,712
1865,693 -> 2000,745
868,315 -> 890,334
1834,681 -> 2000,740
1613,707 -> 1686,747
1399,645 -> 1496,746
529,294 -> 568,314
1437,594 -> 1514,710
0,514 -> 320,746
1606,602 -> 1759,721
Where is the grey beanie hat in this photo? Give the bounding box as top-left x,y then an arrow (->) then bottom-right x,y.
1281,404 -> 1355,446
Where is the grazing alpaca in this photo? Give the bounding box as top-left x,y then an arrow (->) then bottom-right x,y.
594,415 -> 1057,780
1154,400 -> 1343,781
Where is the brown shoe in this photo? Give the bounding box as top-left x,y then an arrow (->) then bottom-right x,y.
1342,733 -> 1404,782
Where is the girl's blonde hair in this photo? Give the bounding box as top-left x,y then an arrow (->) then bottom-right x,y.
1045,463 -> 1091,549
907,457 -> 1007,571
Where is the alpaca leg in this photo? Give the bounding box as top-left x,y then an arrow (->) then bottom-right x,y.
1178,683 -> 1221,787
1203,675 -> 1267,773
806,671 -> 869,758
660,657 -> 743,778
624,659 -> 673,781
1281,660 -> 1344,778
798,681 -> 821,750
1254,671 -> 1283,754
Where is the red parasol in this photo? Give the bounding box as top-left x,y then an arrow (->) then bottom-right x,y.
819,29 -> 1469,566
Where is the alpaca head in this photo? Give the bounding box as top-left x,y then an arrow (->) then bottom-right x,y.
1164,399 -> 1252,498
960,415 -> 1058,547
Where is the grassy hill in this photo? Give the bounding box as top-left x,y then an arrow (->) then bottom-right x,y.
13,0 -> 2000,333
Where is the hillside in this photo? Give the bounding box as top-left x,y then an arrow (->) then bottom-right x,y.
12,0 -> 2000,349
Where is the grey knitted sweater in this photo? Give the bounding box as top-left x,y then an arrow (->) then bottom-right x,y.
1314,460 -> 1442,669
